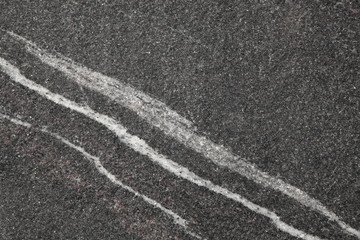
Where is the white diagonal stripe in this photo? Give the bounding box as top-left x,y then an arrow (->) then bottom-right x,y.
5,30 -> 359,239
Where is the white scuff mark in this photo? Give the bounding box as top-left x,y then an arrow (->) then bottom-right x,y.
0,112 -> 203,240
5,30 -> 360,239
1,58 -> 323,240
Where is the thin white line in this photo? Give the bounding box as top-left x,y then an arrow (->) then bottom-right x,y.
0,57 -> 322,240
6,30 -> 359,239
0,113 -> 203,240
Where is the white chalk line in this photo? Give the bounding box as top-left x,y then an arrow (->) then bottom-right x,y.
0,113 -> 203,240
5,30 -> 359,239
0,57 -> 323,240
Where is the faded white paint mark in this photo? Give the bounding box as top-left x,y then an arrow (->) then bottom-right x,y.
0,112 -> 203,240
1,57 -> 322,240
5,31 -> 360,239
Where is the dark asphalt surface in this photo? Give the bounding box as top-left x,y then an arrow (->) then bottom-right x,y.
1,1 -> 360,239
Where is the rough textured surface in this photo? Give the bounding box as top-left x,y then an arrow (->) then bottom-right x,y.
1,1 -> 359,239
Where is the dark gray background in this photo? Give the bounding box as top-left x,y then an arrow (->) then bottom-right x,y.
1,0 -> 359,239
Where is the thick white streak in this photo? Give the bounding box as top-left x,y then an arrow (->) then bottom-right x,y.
0,113 -> 203,240
6,32 -> 194,133
6,31 -> 359,239
1,58 -> 322,240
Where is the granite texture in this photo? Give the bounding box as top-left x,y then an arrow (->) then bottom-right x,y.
1,1 -> 359,239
